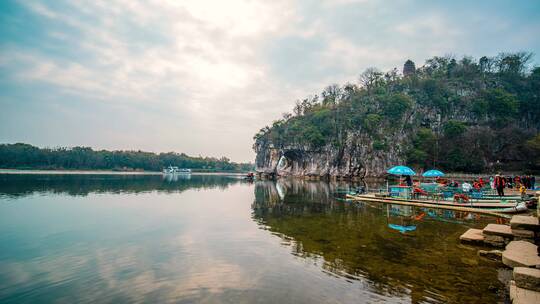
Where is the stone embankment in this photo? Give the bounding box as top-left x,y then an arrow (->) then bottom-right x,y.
460,213 -> 540,303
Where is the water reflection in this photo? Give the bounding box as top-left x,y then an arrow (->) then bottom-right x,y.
0,174 -> 507,304
0,174 -> 242,199
252,180 -> 505,304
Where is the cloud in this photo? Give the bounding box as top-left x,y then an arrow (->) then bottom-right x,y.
1,0 -> 539,161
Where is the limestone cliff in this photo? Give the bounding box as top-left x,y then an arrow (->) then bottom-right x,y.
254,134 -> 402,178
253,55 -> 540,178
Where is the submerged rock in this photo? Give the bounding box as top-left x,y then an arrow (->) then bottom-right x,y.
478,249 -> 503,261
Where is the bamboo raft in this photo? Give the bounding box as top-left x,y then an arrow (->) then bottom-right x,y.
345,194 -> 526,217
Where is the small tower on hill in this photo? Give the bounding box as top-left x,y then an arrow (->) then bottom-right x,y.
403,59 -> 416,77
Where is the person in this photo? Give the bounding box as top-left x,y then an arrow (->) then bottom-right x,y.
519,183 -> 527,199
494,174 -> 505,197
506,176 -> 513,189
449,180 -> 459,188
489,176 -> 495,190
514,175 -> 521,187
478,177 -> 485,187
532,175 -> 536,190
404,175 -> 413,187
521,175 -> 527,189
462,181 -> 472,193
472,181 -> 481,190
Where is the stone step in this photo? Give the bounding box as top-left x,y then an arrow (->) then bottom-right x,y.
483,223 -> 513,237
514,267 -> 540,292
502,241 -> 540,268
510,215 -> 540,232
459,228 -> 484,244
482,224 -> 513,247
510,280 -> 540,304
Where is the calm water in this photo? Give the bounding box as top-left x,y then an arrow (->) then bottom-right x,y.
0,174 -> 508,303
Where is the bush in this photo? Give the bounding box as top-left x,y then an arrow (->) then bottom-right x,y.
443,120 -> 467,138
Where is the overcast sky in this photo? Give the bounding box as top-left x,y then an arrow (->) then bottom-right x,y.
1,0 -> 539,162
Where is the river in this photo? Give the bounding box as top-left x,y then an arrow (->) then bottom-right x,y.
0,173 -> 508,303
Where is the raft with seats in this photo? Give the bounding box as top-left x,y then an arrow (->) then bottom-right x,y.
345,193 -> 528,215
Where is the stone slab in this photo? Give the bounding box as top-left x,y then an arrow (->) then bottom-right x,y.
502,241 -> 540,268
514,267 -> 540,292
510,280 -> 540,304
460,228 -> 484,244
510,216 -> 540,231
483,223 -> 514,237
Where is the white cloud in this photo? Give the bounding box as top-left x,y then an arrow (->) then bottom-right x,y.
3,0 -> 539,161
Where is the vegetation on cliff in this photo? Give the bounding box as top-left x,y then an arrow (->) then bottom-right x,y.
254,53 -> 540,173
0,143 -> 253,172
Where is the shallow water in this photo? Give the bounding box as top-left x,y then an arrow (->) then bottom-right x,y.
0,174 -> 507,303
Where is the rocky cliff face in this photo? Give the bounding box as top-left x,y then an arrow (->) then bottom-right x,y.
254,101 -> 435,178
254,133 -> 404,178
253,55 -> 540,177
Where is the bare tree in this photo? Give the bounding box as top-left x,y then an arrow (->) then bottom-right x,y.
359,68 -> 382,92
322,84 -> 342,106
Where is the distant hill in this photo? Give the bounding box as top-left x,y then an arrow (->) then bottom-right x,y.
0,143 -> 253,172
254,53 -> 540,178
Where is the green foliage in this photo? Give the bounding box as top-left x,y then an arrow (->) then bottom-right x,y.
443,120 -> 467,138
255,52 -> 540,173
406,128 -> 436,167
483,88 -> 519,121
527,134 -> 540,152
304,126 -> 326,147
381,93 -> 412,120
0,143 -> 253,172
363,114 -> 382,131
372,140 -> 387,151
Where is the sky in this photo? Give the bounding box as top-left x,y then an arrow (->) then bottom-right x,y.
1,0 -> 540,162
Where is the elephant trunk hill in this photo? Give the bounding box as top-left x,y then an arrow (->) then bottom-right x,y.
254,53 -> 540,178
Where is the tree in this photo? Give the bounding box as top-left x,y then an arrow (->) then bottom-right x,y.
497,52 -> 533,75
443,120 -> 467,138
254,52 -> 540,174
483,88 -> 518,122
321,84 -> 342,106
381,93 -> 412,120
359,68 -> 382,92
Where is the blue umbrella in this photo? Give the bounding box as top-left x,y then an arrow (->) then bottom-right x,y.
422,169 -> 445,177
387,165 -> 416,176
388,224 -> 417,233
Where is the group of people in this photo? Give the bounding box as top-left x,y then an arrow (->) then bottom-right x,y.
491,175 -> 536,190
403,173 -> 536,198
491,174 -> 536,197
434,177 -> 486,190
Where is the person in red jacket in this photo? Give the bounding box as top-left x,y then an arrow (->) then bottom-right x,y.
478,177 -> 485,187
494,174 -> 505,197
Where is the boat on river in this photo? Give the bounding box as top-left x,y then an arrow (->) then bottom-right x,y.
346,193 -> 529,214
162,166 -> 191,174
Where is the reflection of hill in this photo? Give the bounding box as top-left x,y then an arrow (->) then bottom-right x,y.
252,179 -> 503,304
0,174 -> 243,198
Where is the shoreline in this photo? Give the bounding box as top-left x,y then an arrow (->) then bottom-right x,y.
0,169 -> 247,176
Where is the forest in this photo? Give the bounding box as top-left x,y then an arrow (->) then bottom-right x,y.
254,52 -> 540,173
0,143 -> 253,172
